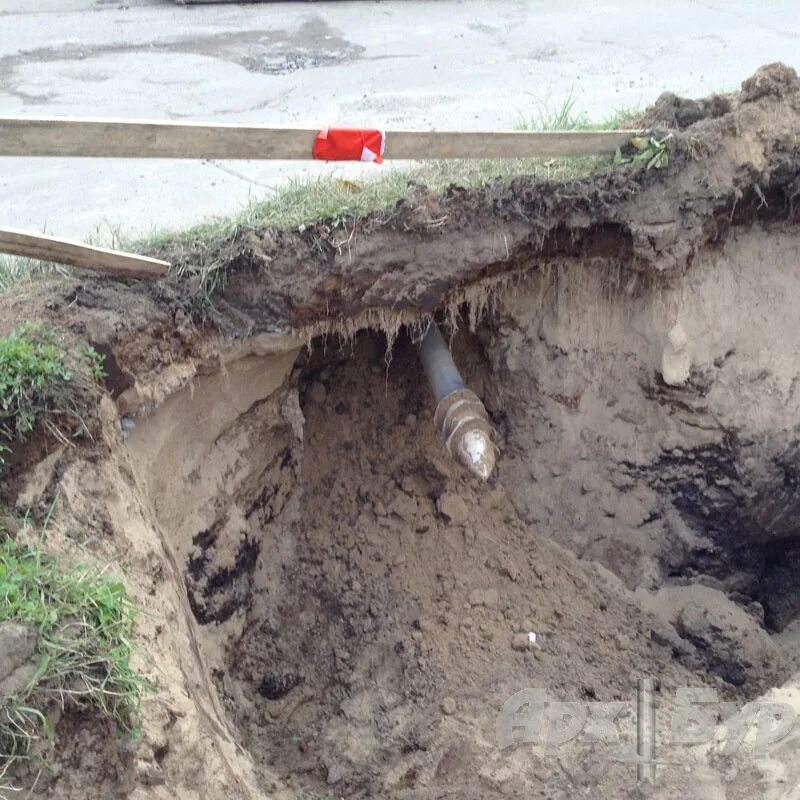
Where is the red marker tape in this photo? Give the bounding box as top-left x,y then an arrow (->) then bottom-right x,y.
313,128 -> 385,163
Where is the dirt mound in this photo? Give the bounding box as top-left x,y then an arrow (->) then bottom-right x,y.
3,64 -> 800,799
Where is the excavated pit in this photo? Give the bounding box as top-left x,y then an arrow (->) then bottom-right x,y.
122,279 -> 800,797
4,64 -> 800,799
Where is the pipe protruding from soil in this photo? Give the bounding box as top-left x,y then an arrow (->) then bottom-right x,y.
434,388 -> 497,480
419,324 -> 497,480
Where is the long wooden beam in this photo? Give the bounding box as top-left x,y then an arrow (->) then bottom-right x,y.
0,226 -> 170,278
0,117 -> 640,160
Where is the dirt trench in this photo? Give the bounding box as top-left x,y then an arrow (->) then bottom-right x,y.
4,64 -> 800,800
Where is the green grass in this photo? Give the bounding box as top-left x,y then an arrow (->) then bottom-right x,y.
0,256 -> 66,295
0,324 -> 105,463
0,517 -> 150,792
514,90 -> 641,133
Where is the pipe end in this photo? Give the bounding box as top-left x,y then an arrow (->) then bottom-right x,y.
454,428 -> 497,481
435,389 -> 498,481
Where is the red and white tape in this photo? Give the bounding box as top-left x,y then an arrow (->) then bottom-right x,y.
313,128 -> 385,163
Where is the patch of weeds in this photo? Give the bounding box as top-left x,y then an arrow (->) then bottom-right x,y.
614,134 -> 672,170
515,90 -> 590,130
0,515 -> 150,793
0,324 -> 105,464
0,256 -> 67,294
515,90 -> 643,132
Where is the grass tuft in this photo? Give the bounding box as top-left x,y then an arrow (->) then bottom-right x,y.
0,324 -> 105,464
515,91 -> 642,133
0,519 -> 150,793
0,257 -> 67,295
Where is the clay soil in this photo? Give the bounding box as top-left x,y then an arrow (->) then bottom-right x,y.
2,64 -> 800,800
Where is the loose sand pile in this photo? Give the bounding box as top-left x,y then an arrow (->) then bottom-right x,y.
2,63 -> 800,799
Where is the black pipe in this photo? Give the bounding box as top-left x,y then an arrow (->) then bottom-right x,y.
417,322 -> 497,480
418,323 -> 465,402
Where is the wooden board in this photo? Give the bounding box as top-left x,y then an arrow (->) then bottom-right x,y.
0,117 -> 641,160
0,226 -> 170,278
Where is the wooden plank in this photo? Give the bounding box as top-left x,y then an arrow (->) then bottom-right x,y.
387,130 -> 638,159
0,117 -> 641,160
0,226 -> 170,278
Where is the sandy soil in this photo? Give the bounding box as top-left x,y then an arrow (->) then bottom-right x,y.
2,64 -> 800,799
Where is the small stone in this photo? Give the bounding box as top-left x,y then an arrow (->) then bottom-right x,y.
498,558 -> 520,582
468,588 -> 498,607
661,323 -> 693,386
0,623 -> 37,683
327,762 -> 347,785
613,632 -> 630,651
650,621 -> 692,656
373,501 -> 388,517
404,413 -> 417,427
400,476 -> 418,495
0,662 -> 37,698
390,493 -> 419,521
520,619 -> 535,633
138,761 -> 167,787
307,381 -> 327,405
511,633 -> 532,652
441,697 -> 457,715
437,493 -> 469,525
411,630 -> 423,643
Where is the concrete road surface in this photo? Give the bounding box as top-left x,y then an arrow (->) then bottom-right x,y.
0,0 -> 798,240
